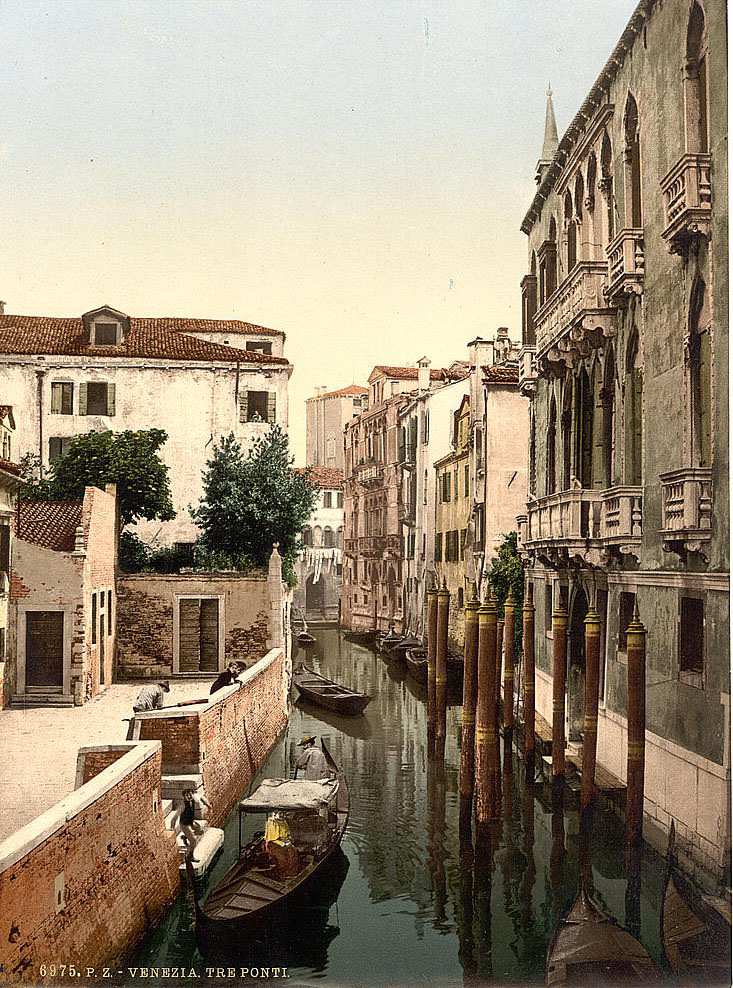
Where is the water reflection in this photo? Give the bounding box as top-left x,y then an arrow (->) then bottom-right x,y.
127,627 -> 669,988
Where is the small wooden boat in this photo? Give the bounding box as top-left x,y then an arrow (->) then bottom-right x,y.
292,662 -> 371,716
342,629 -> 377,645
405,648 -> 463,685
376,629 -> 402,653
188,741 -> 349,954
662,824 -> 731,980
546,887 -> 657,985
388,633 -> 420,657
296,628 -> 317,646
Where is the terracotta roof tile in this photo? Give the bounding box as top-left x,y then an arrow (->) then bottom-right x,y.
307,385 -> 368,401
294,466 -> 343,488
0,315 -> 289,366
481,364 -> 519,384
17,500 -> 83,551
371,365 -> 469,382
0,457 -> 20,476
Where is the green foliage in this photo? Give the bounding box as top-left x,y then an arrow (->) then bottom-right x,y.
485,531 -> 524,650
191,426 -> 316,585
17,454 -> 55,501
119,530 -> 152,573
19,430 -> 175,529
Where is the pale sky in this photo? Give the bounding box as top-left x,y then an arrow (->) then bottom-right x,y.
0,0 -> 637,463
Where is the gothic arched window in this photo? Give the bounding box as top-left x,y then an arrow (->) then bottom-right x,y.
624,93 -> 642,228
688,276 -> 712,467
624,329 -> 643,485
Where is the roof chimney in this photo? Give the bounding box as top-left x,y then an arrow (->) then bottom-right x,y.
535,86 -> 559,185
0,301 -> 6,315
417,356 -> 431,392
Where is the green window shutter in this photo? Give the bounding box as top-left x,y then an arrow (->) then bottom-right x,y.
106,383 -> 116,416
50,384 -> 61,414
267,392 -> 276,424
62,383 -> 73,415
239,392 -> 248,423
78,382 -> 88,416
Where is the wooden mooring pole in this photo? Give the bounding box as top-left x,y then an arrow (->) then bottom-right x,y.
523,583 -> 536,775
502,590 -> 515,738
580,602 -> 601,809
495,603 -> 504,721
435,580 -> 450,761
426,585 -> 438,758
460,586 -> 480,808
551,594 -> 568,788
625,603 -> 647,852
475,593 -> 499,828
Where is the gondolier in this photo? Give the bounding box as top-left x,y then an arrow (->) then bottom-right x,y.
293,735 -> 334,780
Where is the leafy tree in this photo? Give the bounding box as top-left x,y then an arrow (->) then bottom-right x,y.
19,429 -> 175,528
192,426 -> 316,584
485,531 -> 524,650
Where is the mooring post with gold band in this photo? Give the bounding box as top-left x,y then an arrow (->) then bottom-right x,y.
502,590 -> 515,736
475,594 -> 499,826
435,579 -> 450,761
495,602 -> 505,720
523,582 -> 536,774
459,586 -> 480,805
551,596 -> 568,783
426,585 -> 438,758
580,602 -> 601,809
625,604 -> 647,850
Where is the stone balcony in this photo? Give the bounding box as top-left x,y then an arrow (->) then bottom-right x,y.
358,461 -> 384,487
533,261 -> 615,373
599,486 -> 643,555
606,229 -> 644,300
660,467 -> 712,558
523,490 -> 600,561
518,346 -> 537,396
660,152 -> 712,255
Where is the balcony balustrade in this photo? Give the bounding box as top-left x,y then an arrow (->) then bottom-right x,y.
599,486 -> 643,554
525,489 -> 601,547
660,153 -> 712,254
660,467 -> 712,557
606,229 -> 644,300
358,461 -> 384,487
533,262 -> 615,369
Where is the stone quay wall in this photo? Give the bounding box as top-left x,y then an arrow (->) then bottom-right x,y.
133,647 -> 289,827
0,743 -> 180,985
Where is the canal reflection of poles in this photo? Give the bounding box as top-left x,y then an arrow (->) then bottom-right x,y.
426,585 -> 438,758
473,823 -> 496,980
549,787 -> 566,925
460,588 -> 480,831
475,594 -> 500,830
457,817 -> 477,984
625,603 -> 647,943
427,759 -> 447,927
523,583 -> 536,780
519,767 -> 537,969
551,591 -> 569,798
435,581 -> 450,761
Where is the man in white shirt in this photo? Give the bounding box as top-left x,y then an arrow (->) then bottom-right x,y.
293,735 -> 333,780
133,680 -> 170,713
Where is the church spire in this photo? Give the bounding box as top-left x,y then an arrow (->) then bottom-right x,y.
535,85 -> 559,185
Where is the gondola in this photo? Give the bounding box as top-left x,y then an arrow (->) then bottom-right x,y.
342,628 -> 377,645
292,662 -> 372,716
387,633 -> 421,659
187,741 -> 349,955
662,824 -> 731,981
376,629 -> 402,653
405,647 -> 463,685
546,887 -> 657,985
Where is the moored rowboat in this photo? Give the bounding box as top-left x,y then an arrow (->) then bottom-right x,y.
292,662 -> 372,716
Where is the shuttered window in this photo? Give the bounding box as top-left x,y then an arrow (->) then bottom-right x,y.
618,591 -> 636,651
92,593 -> 97,644
246,340 -> 272,355
50,382 -> 73,415
48,437 -> 73,463
0,525 -> 9,575
178,598 -> 220,673
239,390 -> 276,423
80,382 -> 115,416
435,532 -> 443,562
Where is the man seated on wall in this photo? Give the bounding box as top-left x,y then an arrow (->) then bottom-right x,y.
209,662 -> 243,695
133,680 -> 170,713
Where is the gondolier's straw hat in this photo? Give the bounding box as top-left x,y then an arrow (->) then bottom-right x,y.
297,734 -> 316,746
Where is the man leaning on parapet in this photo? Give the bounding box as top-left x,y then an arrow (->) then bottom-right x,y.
124,680 -> 170,740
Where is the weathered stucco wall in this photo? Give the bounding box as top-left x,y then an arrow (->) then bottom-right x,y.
0,743 -> 180,983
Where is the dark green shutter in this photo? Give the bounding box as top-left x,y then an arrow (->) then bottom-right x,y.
78,383 -> 88,416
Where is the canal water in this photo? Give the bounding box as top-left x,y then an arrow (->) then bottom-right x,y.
127,627 -> 669,987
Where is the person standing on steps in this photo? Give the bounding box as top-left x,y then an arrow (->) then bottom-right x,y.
174,788 -> 211,862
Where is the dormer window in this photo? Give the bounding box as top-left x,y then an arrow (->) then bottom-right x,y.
82,306 -> 130,347
93,322 -> 119,346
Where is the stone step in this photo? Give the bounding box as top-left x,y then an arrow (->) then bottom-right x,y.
11,694 -> 75,707
179,827 -> 224,878
176,822 -> 210,847
161,774 -> 203,800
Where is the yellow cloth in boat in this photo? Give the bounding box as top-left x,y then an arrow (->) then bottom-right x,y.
265,814 -> 291,844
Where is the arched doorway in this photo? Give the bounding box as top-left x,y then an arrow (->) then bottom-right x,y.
568,585 -> 589,741
306,574 -> 325,619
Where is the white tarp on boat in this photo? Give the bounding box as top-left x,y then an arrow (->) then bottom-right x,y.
239,777 -> 339,812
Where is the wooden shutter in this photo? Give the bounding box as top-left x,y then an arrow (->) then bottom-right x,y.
178,599 -> 201,672
0,525 -> 9,574
199,599 -> 219,672
425,410 -> 430,443
267,392 -> 276,424
48,438 -> 61,462
50,384 -> 62,414
78,382 -> 88,416
106,383 -> 116,416
239,392 -> 249,423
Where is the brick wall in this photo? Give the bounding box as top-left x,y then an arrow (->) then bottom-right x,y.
75,748 -> 127,786
116,572 -> 274,679
134,649 -> 288,826
0,743 -> 179,983
83,486 -> 117,700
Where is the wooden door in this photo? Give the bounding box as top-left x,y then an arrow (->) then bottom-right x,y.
179,599 -> 201,673
26,611 -> 64,687
199,599 -> 219,672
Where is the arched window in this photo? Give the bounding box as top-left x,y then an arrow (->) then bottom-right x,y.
624,330 -> 643,485
548,217 -> 558,295
564,192 -> 577,272
529,410 -> 536,497
624,93 -> 642,227
601,347 -> 616,487
323,526 -> 335,548
546,395 -> 557,495
326,432 -> 336,464
600,130 -> 614,242
336,525 -> 344,549
561,379 -> 573,490
586,153 -> 597,213
688,276 -> 712,467
574,173 -> 585,260
686,3 -> 709,152
303,526 -> 313,547
574,368 -> 593,488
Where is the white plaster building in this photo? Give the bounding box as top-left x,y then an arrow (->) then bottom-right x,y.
306,385 -> 368,471
0,406 -> 22,707
0,306 -> 293,545
294,467 -> 344,624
